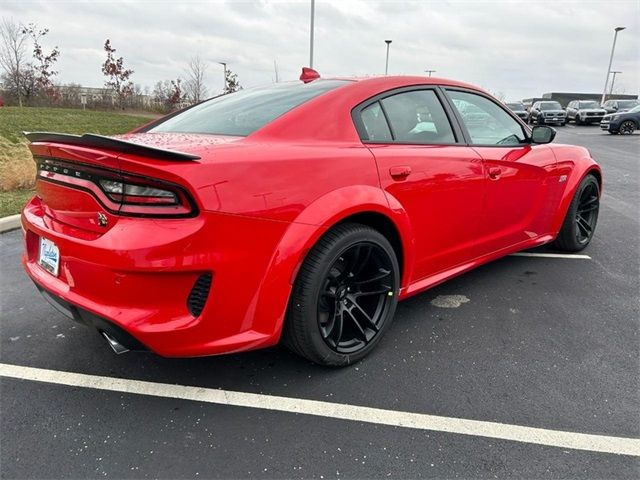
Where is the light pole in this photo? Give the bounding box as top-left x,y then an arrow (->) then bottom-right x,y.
309,0 -> 315,68
601,27 -> 625,104
609,70 -> 622,96
219,62 -> 227,93
424,69 -> 436,77
384,40 -> 392,75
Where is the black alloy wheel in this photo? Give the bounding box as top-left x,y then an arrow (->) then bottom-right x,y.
317,242 -> 395,353
619,120 -> 636,135
553,174 -> 600,252
283,223 -> 399,366
574,181 -> 600,245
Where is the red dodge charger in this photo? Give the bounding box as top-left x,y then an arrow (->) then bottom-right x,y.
21,72 -> 601,366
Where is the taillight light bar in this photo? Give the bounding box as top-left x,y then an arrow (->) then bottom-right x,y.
36,157 -> 198,217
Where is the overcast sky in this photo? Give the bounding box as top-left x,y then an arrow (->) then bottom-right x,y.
2,0 -> 639,101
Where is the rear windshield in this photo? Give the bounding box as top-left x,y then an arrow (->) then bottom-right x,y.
539,102 -> 562,110
149,80 -> 349,136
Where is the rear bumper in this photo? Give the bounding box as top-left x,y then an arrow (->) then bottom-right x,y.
35,282 -> 147,352
21,196 -> 294,357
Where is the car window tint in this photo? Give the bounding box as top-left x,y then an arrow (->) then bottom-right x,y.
380,90 -> 455,144
360,102 -> 392,142
448,90 -> 526,146
150,80 -> 349,136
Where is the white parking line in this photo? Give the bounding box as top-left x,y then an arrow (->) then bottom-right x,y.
1,363 -> 638,457
509,252 -> 591,259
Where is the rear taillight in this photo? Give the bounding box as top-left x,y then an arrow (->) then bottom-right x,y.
36,157 -> 197,217
99,180 -> 179,205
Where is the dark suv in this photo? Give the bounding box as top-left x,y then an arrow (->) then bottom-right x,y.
529,101 -> 566,126
602,99 -> 639,114
566,100 -> 607,124
505,102 -> 529,122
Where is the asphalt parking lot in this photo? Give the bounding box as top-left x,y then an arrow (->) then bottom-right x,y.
1,125 -> 638,479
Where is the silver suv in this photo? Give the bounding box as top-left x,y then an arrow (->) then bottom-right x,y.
566,100 -> 607,125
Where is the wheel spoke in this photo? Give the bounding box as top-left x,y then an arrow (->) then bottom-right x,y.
576,216 -> 591,237
326,309 -> 344,347
353,245 -> 372,277
578,204 -> 598,214
347,297 -> 379,331
343,308 -> 368,340
353,268 -> 391,285
345,245 -> 362,277
355,285 -> 392,297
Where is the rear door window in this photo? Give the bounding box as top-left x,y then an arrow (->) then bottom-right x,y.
379,90 -> 456,144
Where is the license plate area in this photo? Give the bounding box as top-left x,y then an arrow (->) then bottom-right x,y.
38,237 -> 60,276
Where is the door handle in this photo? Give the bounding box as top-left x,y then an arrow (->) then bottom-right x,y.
390,165 -> 412,180
488,167 -> 502,179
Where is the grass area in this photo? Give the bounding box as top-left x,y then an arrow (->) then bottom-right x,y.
0,106 -> 155,216
0,189 -> 34,218
0,106 -> 155,143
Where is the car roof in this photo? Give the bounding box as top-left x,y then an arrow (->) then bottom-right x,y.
251,75 -> 489,143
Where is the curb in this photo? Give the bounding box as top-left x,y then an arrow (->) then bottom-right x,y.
0,214 -> 21,233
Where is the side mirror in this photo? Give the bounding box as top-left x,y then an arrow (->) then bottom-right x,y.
531,125 -> 556,144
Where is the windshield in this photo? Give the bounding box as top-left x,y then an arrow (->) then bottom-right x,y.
618,100 -> 639,109
506,103 -> 525,110
578,101 -> 600,109
539,102 -> 562,110
149,80 -> 349,136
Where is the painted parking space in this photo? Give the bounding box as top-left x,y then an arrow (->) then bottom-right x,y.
1,125 -> 638,478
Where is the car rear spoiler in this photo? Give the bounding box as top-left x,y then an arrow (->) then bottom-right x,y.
24,132 -> 200,161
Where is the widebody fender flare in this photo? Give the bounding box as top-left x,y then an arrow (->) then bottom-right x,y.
250,185 -> 416,343
550,151 -> 602,235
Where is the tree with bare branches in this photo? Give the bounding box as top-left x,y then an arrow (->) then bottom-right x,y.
0,18 -> 29,106
184,56 -> 208,104
23,23 -> 60,102
101,39 -> 134,109
153,78 -> 186,112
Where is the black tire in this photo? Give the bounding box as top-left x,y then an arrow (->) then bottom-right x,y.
283,223 -> 400,366
574,116 -> 582,125
560,122 -> 566,126
619,120 -> 636,135
553,174 -> 600,252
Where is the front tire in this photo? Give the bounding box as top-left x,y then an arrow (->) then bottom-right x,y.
283,223 -> 400,366
553,174 -> 600,252
619,120 -> 636,135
